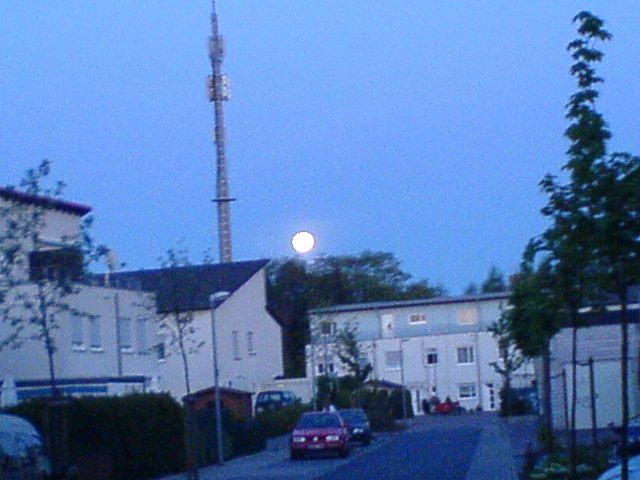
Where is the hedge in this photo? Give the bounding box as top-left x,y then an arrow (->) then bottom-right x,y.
6,393 -> 184,480
5,393 -> 267,480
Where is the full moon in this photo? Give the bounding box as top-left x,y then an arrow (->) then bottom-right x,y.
291,231 -> 315,254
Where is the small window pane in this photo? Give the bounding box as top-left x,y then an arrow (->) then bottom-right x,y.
385,350 -> 401,370
137,318 -> 148,353
425,348 -> 438,365
459,383 -> 477,399
119,317 -> 132,350
89,316 -> 101,348
457,346 -> 474,364
71,315 -> 83,347
232,331 -> 241,360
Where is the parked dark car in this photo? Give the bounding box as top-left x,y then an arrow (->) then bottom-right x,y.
289,412 -> 350,460
254,390 -> 299,415
338,408 -> 372,445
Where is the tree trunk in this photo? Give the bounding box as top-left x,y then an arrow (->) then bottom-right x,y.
542,347 -> 554,452
570,308 -> 579,480
179,334 -> 191,395
620,286 -> 629,480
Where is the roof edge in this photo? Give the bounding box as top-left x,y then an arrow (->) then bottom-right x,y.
0,186 -> 92,216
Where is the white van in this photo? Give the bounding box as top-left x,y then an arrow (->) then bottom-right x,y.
0,413 -> 51,480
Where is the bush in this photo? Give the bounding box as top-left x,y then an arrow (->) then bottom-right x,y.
389,389 -> 414,420
255,403 -> 311,438
500,387 -> 534,417
6,393 -> 184,480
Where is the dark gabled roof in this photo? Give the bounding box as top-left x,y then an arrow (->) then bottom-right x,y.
0,186 -> 92,216
310,291 -> 510,315
108,259 -> 269,314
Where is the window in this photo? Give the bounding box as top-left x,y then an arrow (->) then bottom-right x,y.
317,363 -> 324,375
409,313 -> 426,324
320,321 -> 336,336
136,318 -> 148,353
232,331 -> 241,360
425,348 -> 438,365
71,315 -> 84,349
328,363 -> 335,374
119,317 -> 132,351
457,346 -> 475,364
89,316 -> 101,349
385,350 -> 401,370
247,331 -> 255,355
156,342 -> 166,361
457,307 -> 478,325
458,383 -> 477,399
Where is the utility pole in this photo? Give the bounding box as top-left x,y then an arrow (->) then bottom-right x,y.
207,0 -> 234,263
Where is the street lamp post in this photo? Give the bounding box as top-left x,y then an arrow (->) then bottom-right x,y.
209,291 -> 230,466
400,339 -> 409,421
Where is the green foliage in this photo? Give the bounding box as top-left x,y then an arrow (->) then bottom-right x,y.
481,265 -> 507,293
254,403 -> 311,438
388,389 -> 414,420
358,389 -> 397,431
335,323 -> 372,386
6,394 -> 185,480
499,386 -> 533,417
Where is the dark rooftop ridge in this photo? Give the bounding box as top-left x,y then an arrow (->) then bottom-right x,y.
108,259 -> 269,314
310,291 -> 510,315
0,186 -> 92,216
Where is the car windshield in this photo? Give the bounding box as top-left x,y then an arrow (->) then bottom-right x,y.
296,413 -> 340,429
339,410 -> 367,423
259,392 -> 282,402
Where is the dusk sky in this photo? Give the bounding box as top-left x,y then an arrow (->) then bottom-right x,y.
2,2 -> 639,294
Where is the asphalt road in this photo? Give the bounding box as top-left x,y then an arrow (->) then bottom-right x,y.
316,423 -> 481,480
161,413 -> 521,480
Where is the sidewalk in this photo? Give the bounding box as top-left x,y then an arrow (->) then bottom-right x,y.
465,413 -> 521,480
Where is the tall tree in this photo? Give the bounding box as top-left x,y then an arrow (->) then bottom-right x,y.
508,244 -> 564,450
489,307 -> 525,418
0,160 -> 97,397
592,143 -> 640,479
481,265 -> 507,293
537,12 -> 611,478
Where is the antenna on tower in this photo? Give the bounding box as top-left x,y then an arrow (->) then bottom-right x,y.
208,0 -> 234,263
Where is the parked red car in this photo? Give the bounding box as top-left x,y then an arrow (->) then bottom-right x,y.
289,412 -> 351,460
434,398 -> 462,414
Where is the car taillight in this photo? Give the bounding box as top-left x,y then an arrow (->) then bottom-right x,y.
291,436 -> 306,443
326,435 -> 340,442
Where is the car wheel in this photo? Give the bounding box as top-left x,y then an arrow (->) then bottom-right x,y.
290,451 -> 302,460
339,446 -> 349,458
363,437 -> 371,446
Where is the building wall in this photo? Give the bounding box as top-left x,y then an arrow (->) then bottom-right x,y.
548,321 -> 640,430
308,296 -> 534,414
0,284 -> 159,387
158,269 -> 283,400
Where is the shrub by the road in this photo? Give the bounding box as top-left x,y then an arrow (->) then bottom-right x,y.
255,403 -> 311,437
7,393 -> 184,480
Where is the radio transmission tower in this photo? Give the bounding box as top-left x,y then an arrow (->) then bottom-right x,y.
207,0 -> 234,263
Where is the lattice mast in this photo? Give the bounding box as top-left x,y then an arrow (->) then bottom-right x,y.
207,0 -> 234,263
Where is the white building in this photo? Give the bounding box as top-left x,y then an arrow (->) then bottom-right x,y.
307,293 -> 534,414
0,187 -> 284,403
0,187 -> 159,401
546,296 -> 640,430
110,260 -> 284,400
